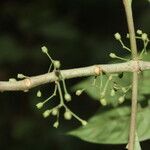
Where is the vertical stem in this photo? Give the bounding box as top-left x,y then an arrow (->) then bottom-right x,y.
129,72 -> 138,150
123,0 -> 139,150
123,0 -> 138,59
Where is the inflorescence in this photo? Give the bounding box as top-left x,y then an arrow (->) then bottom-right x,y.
35,46 -> 87,128
75,30 -> 149,107
109,30 -> 149,61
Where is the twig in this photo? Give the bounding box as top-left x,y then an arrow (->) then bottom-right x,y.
0,60 -> 150,92
123,0 -> 139,150
123,0 -> 138,59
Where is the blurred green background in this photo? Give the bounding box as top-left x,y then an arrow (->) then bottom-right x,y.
0,0 -> 149,149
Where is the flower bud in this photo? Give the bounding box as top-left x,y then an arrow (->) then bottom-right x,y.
41,46 -> 48,53
53,121 -> 59,128
109,53 -> 117,58
121,87 -> 126,93
36,102 -> 43,109
76,90 -> 83,96
81,120 -> 87,126
37,90 -> 42,97
52,108 -> 58,116
136,30 -> 142,35
17,74 -> 26,79
100,98 -> 107,106
118,96 -> 125,104
141,33 -> 148,41
110,89 -> 115,96
64,93 -> 71,102
114,33 -> 121,40
53,60 -> 61,69
64,111 -> 72,120
43,110 -> 51,118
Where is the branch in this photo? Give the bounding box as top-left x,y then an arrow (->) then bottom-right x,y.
123,0 -> 139,150
123,0 -> 138,59
0,60 -> 150,92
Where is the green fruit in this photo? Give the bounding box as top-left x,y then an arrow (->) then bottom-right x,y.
36,102 -> 43,109
76,90 -> 83,96
43,110 -> 51,118
37,90 -> 42,97
64,93 -> 71,101
53,121 -> 59,128
64,111 -> 72,120
52,108 -> 58,116
53,60 -> 61,69
41,46 -> 48,53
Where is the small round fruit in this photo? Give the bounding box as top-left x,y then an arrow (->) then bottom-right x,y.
53,60 -> 61,69
64,93 -> 71,101
52,108 -> 58,116
64,111 -> 72,120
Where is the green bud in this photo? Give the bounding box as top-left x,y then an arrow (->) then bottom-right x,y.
17,73 -> 26,79
43,110 -> 51,118
37,90 -> 42,97
121,87 -> 126,93
75,90 -> 83,96
136,29 -> 142,35
100,98 -> 107,106
41,46 -> 48,53
36,102 -> 43,109
51,108 -> 58,116
81,120 -> 87,126
118,95 -> 125,104
64,93 -> 72,102
114,32 -> 121,40
64,111 -> 72,120
53,121 -> 59,128
53,60 -> 61,69
110,89 -> 115,96
141,33 -> 148,41
109,53 -> 117,58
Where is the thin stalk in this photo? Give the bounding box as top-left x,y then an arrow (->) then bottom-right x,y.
123,0 -> 139,150
123,0 -> 138,60
129,72 -> 138,150
56,81 -> 64,105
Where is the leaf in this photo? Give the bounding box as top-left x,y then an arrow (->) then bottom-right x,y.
73,73 -> 132,106
68,106 -> 150,144
71,53 -> 150,144
73,53 -> 150,105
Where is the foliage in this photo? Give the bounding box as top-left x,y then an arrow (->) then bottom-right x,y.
69,53 -> 150,144
69,106 -> 150,144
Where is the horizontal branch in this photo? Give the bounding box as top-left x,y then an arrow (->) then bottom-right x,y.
0,60 -> 150,92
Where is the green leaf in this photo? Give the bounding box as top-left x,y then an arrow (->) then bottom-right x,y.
69,106 -> 150,144
73,53 -> 150,105
71,53 -> 150,144
73,73 -> 132,106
